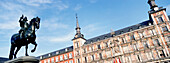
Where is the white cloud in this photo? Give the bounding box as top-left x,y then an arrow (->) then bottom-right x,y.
38,32 -> 74,43
0,2 -> 23,11
49,32 -> 74,42
17,0 -> 69,11
54,0 -> 69,10
0,21 -> 19,30
74,4 -> 82,11
42,18 -> 69,30
0,1 -> 36,30
18,0 -> 52,7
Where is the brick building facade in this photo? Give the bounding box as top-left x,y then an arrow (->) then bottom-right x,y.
39,0 -> 170,63
39,46 -> 74,63
72,0 -> 170,63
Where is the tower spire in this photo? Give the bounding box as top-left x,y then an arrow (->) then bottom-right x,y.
76,13 -> 80,28
75,13 -> 81,34
73,13 -> 85,40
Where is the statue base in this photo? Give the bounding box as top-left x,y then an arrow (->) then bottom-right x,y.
5,56 -> 39,63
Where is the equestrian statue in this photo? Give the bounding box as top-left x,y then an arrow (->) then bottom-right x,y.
9,15 -> 40,60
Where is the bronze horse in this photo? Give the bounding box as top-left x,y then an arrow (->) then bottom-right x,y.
9,17 -> 40,60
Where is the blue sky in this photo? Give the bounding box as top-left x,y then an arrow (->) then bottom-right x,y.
0,0 -> 170,58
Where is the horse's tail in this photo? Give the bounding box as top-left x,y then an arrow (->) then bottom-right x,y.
9,44 -> 15,60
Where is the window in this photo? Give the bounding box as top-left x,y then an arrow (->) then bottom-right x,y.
77,59 -> 80,63
65,61 -> 68,63
48,59 -> 50,63
133,44 -> 138,51
60,55 -> 63,61
158,17 -> 164,23
143,41 -> 149,48
159,50 -> 166,58
69,53 -> 72,58
106,51 -> 111,57
149,23 -> 152,25
98,44 -> 101,49
84,57 -> 87,63
129,28 -> 133,31
44,60 -> 46,63
84,48 -> 86,53
123,45 -> 129,53
77,51 -> 79,55
154,39 -> 161,46
77,42 -> 79,48
152,29 -> 157,35
121,31 -> 124,34
97,38 -> 100,41
69,60 -> 73,63
131,34 -> 135,40
92,55 -> 94,61
51,58 -> 54,63
162,26 -> 169,32
64,54 -> 68,60
99,53 -> 102,59
56,52 -> 59,54
139,33 -> 143,38
56,57 -> 58,62
165,36 -> 170,42
121,38 -> 124,43
105,43 -> 108,47
137,55 -> 141,62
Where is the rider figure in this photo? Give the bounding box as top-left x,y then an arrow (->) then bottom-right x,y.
19,15 -> 28,39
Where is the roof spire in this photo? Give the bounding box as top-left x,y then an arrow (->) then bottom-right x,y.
72,13 -> 85,40
76,13 -> 80,28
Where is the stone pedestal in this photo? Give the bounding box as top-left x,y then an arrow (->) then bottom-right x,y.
5,56 -> 39,63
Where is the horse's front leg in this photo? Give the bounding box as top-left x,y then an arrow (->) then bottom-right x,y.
31,42 -> 37,52
25,45 -> 29,56
14,46 -> 21,59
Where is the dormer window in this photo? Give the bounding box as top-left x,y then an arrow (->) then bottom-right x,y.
48,54 -> 51,57
129,28 -> 133,32
149,22 -> 152,25
56,52 -> 59,54
104,36 -> 107,39
97,38 -> 100,41
139,26 -> 142,29
112,34 -> 115,37
65,48 -> 68,51
40,56 -> 42,59
120,31 -> 123,34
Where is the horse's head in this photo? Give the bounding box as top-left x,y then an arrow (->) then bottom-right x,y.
35,17 -> 40,29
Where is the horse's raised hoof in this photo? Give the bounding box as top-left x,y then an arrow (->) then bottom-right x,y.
31,49 -> 35,52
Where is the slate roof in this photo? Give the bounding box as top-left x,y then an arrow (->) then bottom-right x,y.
84,15 -> 170,45
37,46 -> 73,60
84,20 -> 153,45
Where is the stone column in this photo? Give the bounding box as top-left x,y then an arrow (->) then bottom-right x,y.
5,56 -> 39,63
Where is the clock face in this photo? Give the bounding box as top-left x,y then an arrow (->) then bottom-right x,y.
154,7 -> 159,11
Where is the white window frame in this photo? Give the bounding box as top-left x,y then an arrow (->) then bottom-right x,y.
60,55 -> 63,61
69,60 -> 73,63
69,52 -> 72,58
64,54 -> 68,60
56,56 -> 58,62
